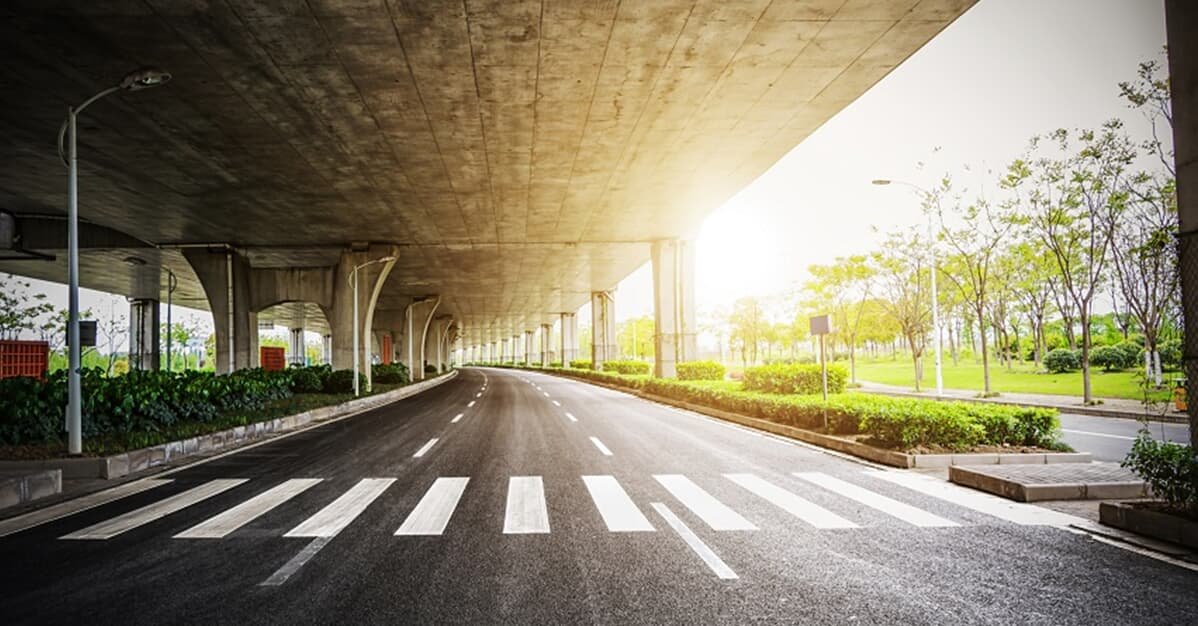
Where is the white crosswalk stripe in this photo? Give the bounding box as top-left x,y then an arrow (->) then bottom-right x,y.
396,477 -> 470,536
793,473 -> 958,528
176,479 -> 323,539
583,476 -> 654,532
865,470 -> 1085,526
285,478 -> 395,538
654,475 -> 757,531
62,479 -> 248,540
726,474 -> 857,529
504,476 -> 550,534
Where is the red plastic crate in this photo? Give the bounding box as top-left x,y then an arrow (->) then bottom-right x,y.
260,346 -> 286,372
0,340 -> 49,380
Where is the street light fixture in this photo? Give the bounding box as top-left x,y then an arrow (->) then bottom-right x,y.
348,256 -> 396,396
57,67 -> 170,455
872,178 -> 944,397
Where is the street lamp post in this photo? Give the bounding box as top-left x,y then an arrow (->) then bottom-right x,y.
872,178 -> 944,397
57,68 -> 170,455
348,256 -> 396,397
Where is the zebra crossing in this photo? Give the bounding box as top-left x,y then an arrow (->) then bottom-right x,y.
43,469 -> 1084,543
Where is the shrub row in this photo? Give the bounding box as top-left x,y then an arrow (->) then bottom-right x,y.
535,367 -> 1061,452
372,362 -> 410,385
743,363 -> 847,395
676,360 -> 726,381
602,360 -> 650,375
569,359 -> 592,370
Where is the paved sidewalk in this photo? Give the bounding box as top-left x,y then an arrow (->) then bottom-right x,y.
857,380 -> 1187,423
950,462 -> 1148,502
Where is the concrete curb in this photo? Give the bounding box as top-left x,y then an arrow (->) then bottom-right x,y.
0,371 -> 458,481
0,470 -> 61,511
858,388 -> 1189,423
949,465 -> 1148,502
1100,501 -> 1198,550
523,368 -> 1090,469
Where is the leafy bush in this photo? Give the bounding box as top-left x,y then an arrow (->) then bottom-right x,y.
602,360 -> 650,375
1090,343 -> 1140,372
743,363 -> 847,395
372,363 -> 409,385
1122,433 -> 1198,512
323,369 -> 363,394
287,365 -> 327,393
1159,337 -> 1182,371
1044,348 -> 1081,373
569,359 -> 592,370
677,360 -> 726,381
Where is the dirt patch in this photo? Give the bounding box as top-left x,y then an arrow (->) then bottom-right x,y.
1126,501 -> 1198,524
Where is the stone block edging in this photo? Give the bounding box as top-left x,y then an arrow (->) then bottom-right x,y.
0,470 -> 62,511
0,371 -> 457,480
949,466 -> 1147,502
527,368 -> 1091,469
1100,501 -> 1198,550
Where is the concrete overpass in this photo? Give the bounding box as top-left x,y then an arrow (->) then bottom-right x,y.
0,0 -> 976,381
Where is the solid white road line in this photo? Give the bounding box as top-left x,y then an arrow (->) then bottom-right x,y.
582,476 -> 654,532
62,479 -> 248,540
476,392 -> 482,398
0,478 -> 173,538
589,436 -> 614,456
652,502 -> 737,580
503,476 -> 550,534
413,438 -> 439,458
451,413 -> 464,423
1060,428 -> 1136,441
543,391 -> 550,397
653,475 -> 757,531
285,478 -> 396,538
866,470 -> 1085,526
175,479 -> 323,539
395,477 -> 470,536
793,472 -> 957,528
552,400 -> 561,407
260,536 -> 332,586
467,400 -> 476,408
725,474 -> 857,529
565,412 -> 578,422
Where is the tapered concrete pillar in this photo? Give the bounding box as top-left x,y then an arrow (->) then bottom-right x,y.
524,330 -> 535,366
129,298 -> 160,371
651,239 -> 697,378
288,328 -> 305,366
591,291 -> 618,370
1167,0 -> 1198,448
560,312 -> 577,366
405,297 -> 440,381
329,247 -> 398,389
183,248 -> 256,373
501,337 -> 509,363
322,334 -> 332,364
540,324 -> 551,367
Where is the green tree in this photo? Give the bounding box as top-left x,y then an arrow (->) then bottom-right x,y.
0,274 -> 55,340
616,316 -> 654,360
728,297 -> 766,366
873,229 -> 932,391
804,255 -> 873,382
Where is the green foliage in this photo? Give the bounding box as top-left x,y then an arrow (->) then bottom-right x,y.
569,359 -> 592,370
286,365 -> 327,393
676,360 -> 726,381
1158,338 -> 1182,370
372,363 -> 409,384
424,364 -> 438,375
743,363 -> 847,395
602,360 -> 650,375
1044,348 -> 1081,373
1090,343 -> 1141,372
1122,433 -> 1197,512
323,369 -> 363,394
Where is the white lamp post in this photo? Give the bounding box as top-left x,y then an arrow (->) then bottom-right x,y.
872,178 -> 943,397
57,68 -> 170,455
348,256 -> 395,396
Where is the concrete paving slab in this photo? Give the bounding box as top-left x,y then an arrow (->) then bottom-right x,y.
950,463 -> 1148,502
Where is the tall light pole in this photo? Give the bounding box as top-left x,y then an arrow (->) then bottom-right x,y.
349,256 -> 396,397
872,178 -> 943,397
57,68 -> 171,455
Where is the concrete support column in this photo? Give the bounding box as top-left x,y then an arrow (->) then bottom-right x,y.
329,247 -> 398,389
540,323 -> 552,367
650,239 -> 697,378
591,291 -> 618,370
513,334 -> 522,363
183,248 -> 256,373
501,337 -> 509,363
1166,0 -> 1198,448
322,334 -> 332,364
524,330 -> 535,366
287,328 -> 305,366
560,312 -> 577,366
128,298 -> 160,371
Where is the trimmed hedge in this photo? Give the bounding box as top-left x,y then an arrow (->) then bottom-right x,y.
602,360 -> 650,375
569,359 -> 593,370
677,360 -> 726,381
1044,348 -> 1081,373
743,363 -> 847,395
372,363 -> 410,385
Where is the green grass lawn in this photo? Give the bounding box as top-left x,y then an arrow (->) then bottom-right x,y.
849,358 -> 1173,401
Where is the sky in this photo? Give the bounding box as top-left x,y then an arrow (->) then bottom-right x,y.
7,0 -> 1172,341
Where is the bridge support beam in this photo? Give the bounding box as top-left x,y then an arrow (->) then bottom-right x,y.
524,330 -> 535,366
591,291 -> 617,370
184,248 -> 257,374
1166,0 -> 1198,448
651,239 -> 697,378
329,248 -> 398,389
288,327 -> 305,366
128,298 -> 160,371
560,312 -> 577,366
540,324 -> 552,367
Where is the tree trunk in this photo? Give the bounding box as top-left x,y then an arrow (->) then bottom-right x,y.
1080,312 -> 1093,404
849,338 -> 857,384
978,309 -> 992,395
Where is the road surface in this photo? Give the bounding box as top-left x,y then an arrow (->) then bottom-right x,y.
1058,413 -> 1191,462
0,367 -> 1194,624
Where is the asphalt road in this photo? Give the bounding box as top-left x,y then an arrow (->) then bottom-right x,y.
1058,413 -> 1191,462
1,367 -> 1195,625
